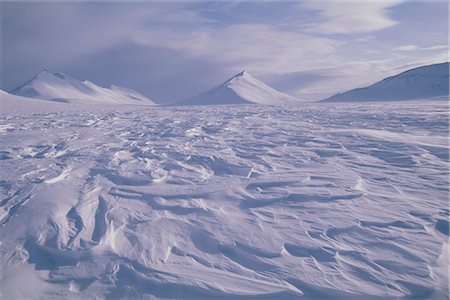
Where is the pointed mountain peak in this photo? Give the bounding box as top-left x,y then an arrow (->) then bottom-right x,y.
10,69 -> 56,93
235,69 -> 250,78
35,69 -> 53,78
33,69 -> 75,83
224,69 -> 253,84
180,70 -> 300,106
33,70 -> 73,82
237,70 -> 246,76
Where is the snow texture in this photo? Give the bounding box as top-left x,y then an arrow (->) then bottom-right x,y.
322,62 -> 449,102
9,70 -> 155,105
0,99 -> 448,299
178,71 -> 301,106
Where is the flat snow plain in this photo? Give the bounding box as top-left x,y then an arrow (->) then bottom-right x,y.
0,101 -> 448,299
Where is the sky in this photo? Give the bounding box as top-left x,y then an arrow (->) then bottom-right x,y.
1,0 -> 448,103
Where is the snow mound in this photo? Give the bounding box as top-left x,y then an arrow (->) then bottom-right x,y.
10,70 -> 155,105
322,62 -> 449,102
178,70 -> 301,106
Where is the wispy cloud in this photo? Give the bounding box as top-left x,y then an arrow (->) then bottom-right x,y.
394,44 -> 448,51
300,0 -> 405,34
133,23 -> 343,75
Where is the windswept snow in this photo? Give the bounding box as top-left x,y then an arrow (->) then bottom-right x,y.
179,71 -> 301,105
0,100 -> 448,299
322,62 -> 449,102
10,70 -> 155,105
0,90 -> 77,114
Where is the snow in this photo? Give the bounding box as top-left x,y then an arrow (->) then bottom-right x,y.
0,90 -> 78,115
178,71 -> 302,105
0,89 -> 152,115
10,70 -> 155,105
322,62 -> 449,102
0,99 -> 448,298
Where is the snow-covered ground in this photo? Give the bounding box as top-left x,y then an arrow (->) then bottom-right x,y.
0,100 -> 448,299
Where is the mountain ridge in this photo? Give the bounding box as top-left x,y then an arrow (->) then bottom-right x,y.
10,70 -> 155,105
321,62 -> 449,102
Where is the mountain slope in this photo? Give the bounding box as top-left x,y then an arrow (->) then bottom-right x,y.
321,62 -> 449,102
0,89 -> 83,114
10,70 -> 155,105
178,71 -> 300,106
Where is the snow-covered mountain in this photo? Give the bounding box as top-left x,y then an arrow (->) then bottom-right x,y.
178,70 -> 301,106
10,70 -> 155,105
321,62 -> 449,102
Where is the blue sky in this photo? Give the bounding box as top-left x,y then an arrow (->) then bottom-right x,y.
1,1 -> 448,103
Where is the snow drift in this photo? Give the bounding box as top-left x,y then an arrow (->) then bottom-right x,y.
321,62 -> 449,102
10,70 -> 155,105
178,71 -> 301,106
0,99 -> 448,298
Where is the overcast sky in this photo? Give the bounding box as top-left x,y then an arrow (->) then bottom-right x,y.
1,1 -> 448,103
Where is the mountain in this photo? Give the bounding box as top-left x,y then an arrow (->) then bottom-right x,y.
321,62 -> 449,102
177,71 -> 301,106
10,70 -> 155,105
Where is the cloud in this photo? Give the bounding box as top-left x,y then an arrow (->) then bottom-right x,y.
1,2 -> 343,101
296,62 -> 385,99
1,2 -> 210,66
1,2 -> 215,94
1,1 -> 447,103
390,52 -> 449,72
65,42 -> 230,103
394,44 -> 419,51
394,44 -> 448,51
133,23 -> 343,75
300,0 -> 405,34
261,70 -> 332,96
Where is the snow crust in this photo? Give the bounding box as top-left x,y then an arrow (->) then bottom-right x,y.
179,71 -> 301,105
322,62 -> 449,102
0,100 -> 448,298
10,70 -> 155,105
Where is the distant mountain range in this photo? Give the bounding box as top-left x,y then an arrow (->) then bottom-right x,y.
321,62 -> 449,102
9,70 -> 155,105
2,62 -> 448,107
177,70 -> 301,106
